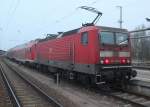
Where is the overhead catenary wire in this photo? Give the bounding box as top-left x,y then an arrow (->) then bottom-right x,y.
54,8 -> 79,24
5,0 -> 20,32
55,0 -> 101,23
32,0 -> 101,38
32,7 -> 80,37
1,0 -> 21,50
90,0 -> 100,5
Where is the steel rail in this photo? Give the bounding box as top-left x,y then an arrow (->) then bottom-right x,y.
97,87 -> 150,107
96,83 -> 150,107
0,63 -> 21,107
109,84 -> 150,107
110,92 -> 148,107
3,59 -> 63,107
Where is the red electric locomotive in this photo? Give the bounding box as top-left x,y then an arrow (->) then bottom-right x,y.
34,25 -> 136,84
6,6 -> 136,85
6,25 -> 136,84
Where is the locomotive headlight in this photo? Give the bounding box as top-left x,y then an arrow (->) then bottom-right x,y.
100,59 -> 110,64
121,59 -> 126,64
104,59 -> 110,64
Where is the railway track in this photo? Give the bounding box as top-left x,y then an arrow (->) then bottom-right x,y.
110,90 -> 150,107
0,61 -> 63,107
0,68 -> 13,107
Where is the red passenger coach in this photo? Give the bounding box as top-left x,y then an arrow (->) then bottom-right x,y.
7,40 -> 37,64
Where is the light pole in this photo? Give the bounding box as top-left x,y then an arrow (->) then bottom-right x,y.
116,6 -> 123,28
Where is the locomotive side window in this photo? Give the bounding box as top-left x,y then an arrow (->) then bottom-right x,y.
81,32 -> 88,45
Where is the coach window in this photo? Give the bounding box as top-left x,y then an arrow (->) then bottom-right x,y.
81,32 -> 88,45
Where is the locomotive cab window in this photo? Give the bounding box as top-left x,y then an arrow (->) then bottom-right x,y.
100,32 -> 114,45
81,32 -> 88,45
116,33 -> 128,45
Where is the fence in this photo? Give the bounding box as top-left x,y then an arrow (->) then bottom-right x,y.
130,28 -> 150,66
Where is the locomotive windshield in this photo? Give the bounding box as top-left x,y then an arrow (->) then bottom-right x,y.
116,33 -> 128,45
100,32 -> 114,45
100,31 -> 128,45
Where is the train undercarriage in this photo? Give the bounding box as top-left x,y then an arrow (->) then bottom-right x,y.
7,57 -> 137,88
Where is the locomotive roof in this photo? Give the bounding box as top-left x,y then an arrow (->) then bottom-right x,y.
98,26 -> 128,33
9,40 -> 38,51
38,34 -> 58,42
38,26 -> 128,42
62,28 -> 80,37
38,29 -> 80,42
61,26 -> 128,37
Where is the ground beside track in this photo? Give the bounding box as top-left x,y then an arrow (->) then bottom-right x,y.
133,68 -> 150,81
0,61 -> 59,107
1,58 -> 134,107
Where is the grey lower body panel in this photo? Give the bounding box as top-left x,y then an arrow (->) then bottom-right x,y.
35,59 -> 134,77
35,60 -> 97,75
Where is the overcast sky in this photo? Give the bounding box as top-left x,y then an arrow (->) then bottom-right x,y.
0,0 -> 150,50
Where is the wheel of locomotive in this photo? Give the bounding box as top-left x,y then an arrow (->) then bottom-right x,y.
76,73 -> 92,87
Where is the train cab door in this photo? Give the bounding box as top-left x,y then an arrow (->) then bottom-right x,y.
75,31 -> 90,64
